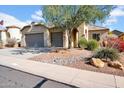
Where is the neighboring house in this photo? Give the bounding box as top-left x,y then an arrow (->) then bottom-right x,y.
0,20 -> 22,46
119,33 -> 124,40
21,22 -> 109,48
111,30 -> 123,37
88,25 -> 109,41
6,26 -> 22,43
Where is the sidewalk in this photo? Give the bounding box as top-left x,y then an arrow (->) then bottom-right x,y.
0,55 -> 124,88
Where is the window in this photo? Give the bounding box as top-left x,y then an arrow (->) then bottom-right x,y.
92,33 -> 100,41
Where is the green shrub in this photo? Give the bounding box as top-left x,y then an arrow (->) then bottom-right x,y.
87,39 -> 99,51
93,48 -> 119,61
79,37 -> 88,49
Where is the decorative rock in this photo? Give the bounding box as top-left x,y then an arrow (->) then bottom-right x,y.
91,58 -> 105,68
108,61 -> 124,70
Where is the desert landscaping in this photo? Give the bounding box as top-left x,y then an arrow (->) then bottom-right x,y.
29,47 -> 124,77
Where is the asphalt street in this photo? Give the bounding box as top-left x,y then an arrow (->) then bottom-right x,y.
0,65 -> 75,88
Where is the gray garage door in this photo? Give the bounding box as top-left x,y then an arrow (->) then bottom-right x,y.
51,32 -> 63,47
25,33 -> 44,47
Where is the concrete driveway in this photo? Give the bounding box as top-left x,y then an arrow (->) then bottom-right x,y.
0,48 -> 48,59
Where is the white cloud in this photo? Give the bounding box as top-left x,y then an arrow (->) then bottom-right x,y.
25,20 -> 32,24
110,6 -> 124,16
31,10 -> 45,22
31,14 -> 43,21
103,6 -> 124,26
35,10 -> 43,16
103,17 -> 117,26
0,12 -> 27,28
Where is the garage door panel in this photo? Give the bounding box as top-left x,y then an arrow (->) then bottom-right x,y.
25,33 -> 44,47
51,32 -> 63,47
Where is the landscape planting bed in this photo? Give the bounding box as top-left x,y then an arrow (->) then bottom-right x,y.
29,49 -> 124,77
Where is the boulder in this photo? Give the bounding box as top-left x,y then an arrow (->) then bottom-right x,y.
91,58 -> 105,68
108,61 -> 124,70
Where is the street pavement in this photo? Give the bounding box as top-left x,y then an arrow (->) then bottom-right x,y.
0,65 -> 74,88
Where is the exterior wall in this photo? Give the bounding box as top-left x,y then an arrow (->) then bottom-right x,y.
7,28 -> 22,42
88,29 -> 109,40
44,29 -> 51,47
21,35 -> 26,47
21,25 -> 50,47
63,30 -> 68,48
1,31 -> 7,45
77,22 -> 89,40
75,31 -> 79,47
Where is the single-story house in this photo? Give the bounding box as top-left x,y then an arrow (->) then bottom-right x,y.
0,24 -> 21,46
21,22 -> 109,48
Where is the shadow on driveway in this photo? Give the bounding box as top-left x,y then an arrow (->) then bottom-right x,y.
10,48 -> 52,55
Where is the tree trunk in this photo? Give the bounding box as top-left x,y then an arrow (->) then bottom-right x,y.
67,29 -> 72,49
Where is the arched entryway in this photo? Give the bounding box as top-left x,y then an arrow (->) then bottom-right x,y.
71,28 -> 79,48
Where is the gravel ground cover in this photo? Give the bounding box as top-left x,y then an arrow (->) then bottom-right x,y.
29,49 -> 92,65
29,49 -> 124,77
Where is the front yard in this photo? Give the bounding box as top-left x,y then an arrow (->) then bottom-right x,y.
29,49 -> 124,77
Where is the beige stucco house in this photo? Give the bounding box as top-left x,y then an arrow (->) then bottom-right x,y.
21,22 -> 109,48
6,26 -> 22,42
0,25 -> 21,46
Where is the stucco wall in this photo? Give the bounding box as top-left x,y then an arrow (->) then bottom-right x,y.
7,28 -> 22,42
88,29 -> 109,40
44,29 -> 51,47
1,31 -> 7,45
63,30 -> 68,48
77,22 -> 89,40
22,25 -> 48,34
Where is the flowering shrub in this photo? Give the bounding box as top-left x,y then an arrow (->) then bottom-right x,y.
107,38 -> 124,52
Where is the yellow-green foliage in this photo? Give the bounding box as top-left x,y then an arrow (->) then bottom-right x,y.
87,39 -> 99,51
79,37 -> 88,49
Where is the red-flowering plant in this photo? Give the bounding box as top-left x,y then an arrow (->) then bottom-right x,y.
107,38 -> 124,52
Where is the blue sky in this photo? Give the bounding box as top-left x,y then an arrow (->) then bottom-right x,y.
0,5 -> 124,31
0,5 -> 41,21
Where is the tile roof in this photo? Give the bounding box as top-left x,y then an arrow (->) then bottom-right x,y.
6,25 -> 21,29
88,25 -> 109,30
112,30 -> 123,36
